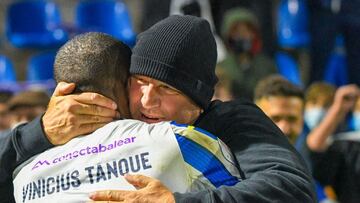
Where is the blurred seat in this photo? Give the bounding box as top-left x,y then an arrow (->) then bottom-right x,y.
0,55 -> 21,92
26,51 -> 56,92
275,52 -> 302,86
6,1 -> 68,48
277,0 -> 310,48
0,55 -> 16,82
324,35 -> 348,87
27,51 -> 56,82
75,0 -> 136,47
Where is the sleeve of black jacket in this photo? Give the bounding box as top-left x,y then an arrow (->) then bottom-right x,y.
174,100 -> 317,203
0,116 -> 53,202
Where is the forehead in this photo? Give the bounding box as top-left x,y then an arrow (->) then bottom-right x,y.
230,22 -> 252,35
258,96 -> 304,116
307,94 -> 331,107
133,75 -> 179,89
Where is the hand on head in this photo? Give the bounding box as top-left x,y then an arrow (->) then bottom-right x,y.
332,84 -> 360,115
42,82 -> 120,145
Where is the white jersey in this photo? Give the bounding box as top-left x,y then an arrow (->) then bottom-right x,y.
13,119 -> 241,203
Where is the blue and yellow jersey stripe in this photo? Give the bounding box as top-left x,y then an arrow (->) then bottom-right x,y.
170,121 -> 242,189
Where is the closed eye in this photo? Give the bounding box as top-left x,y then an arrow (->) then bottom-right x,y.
132,76 -> 149,85
159,85 -> 181,95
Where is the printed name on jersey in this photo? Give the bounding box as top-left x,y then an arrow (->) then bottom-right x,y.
21,152 -> 151,202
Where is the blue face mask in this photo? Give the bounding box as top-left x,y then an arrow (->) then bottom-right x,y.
352,112 -> 360,131
304,108 -> 326,130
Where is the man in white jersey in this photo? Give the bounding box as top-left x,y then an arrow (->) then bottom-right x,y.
12,32 -> 241,202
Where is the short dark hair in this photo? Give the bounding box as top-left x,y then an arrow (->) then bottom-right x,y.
54,32 -> 131,100
254,74 -> 304,101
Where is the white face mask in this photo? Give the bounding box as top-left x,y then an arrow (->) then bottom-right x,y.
352,112 -> 360,131
304,108 -> 326,130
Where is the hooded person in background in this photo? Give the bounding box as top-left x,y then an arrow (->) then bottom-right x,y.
1,15 -> 316,203
216,8 -> 277,100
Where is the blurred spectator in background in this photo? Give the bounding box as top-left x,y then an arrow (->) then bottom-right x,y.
7,90 -> 49,129
308,83 -> 360,203
255,76 -> 339,203
169,0 -> 227,62
306,84 -> 360,152
254,75 -> 303,144
0,91 -> 13,133
304,82 -> 336,130
212,68 -> 234,101
141,0 -> 226,62
302,83 -> 357,172
217,8 -> 277,101
211,0 -> 275,56
308,0 -> 360,86
352,98 -> 360,131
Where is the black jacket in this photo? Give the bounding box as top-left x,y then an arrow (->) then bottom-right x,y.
0,100 -> 316,203
311,136 -> 360,203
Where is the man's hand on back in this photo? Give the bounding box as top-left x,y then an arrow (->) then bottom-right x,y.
88,174 -> 175,203
42,82 -> 120,145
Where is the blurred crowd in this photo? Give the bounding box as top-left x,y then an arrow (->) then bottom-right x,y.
1,0 -> 360,202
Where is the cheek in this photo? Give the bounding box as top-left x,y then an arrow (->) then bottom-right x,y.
173,103 -> 200,124
181,110 -> 199,124
128,89 -> 141,117
294,121 -> 304,133
129,85 -> 141,106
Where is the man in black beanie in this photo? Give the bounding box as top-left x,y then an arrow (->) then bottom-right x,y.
1,15 -> 316,203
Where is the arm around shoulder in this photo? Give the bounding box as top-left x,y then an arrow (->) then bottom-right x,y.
0,116 -> 52,182
0,116 -> 52,202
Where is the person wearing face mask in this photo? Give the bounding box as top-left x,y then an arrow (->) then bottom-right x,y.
216,8 -> 277,100
306,84 -> 360,151
304,82 -> 336,130
349,98 -> 360,132
306,84 -> 360,203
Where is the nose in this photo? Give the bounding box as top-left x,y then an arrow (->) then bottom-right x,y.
141,84 -> 160,109
277,120 -> 291,137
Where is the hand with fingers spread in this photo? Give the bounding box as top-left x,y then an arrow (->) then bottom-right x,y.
88,174 -> 175,203
42,82 -> 120,145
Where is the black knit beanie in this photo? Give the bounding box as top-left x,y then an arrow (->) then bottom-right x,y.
130,15 -> 218,109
